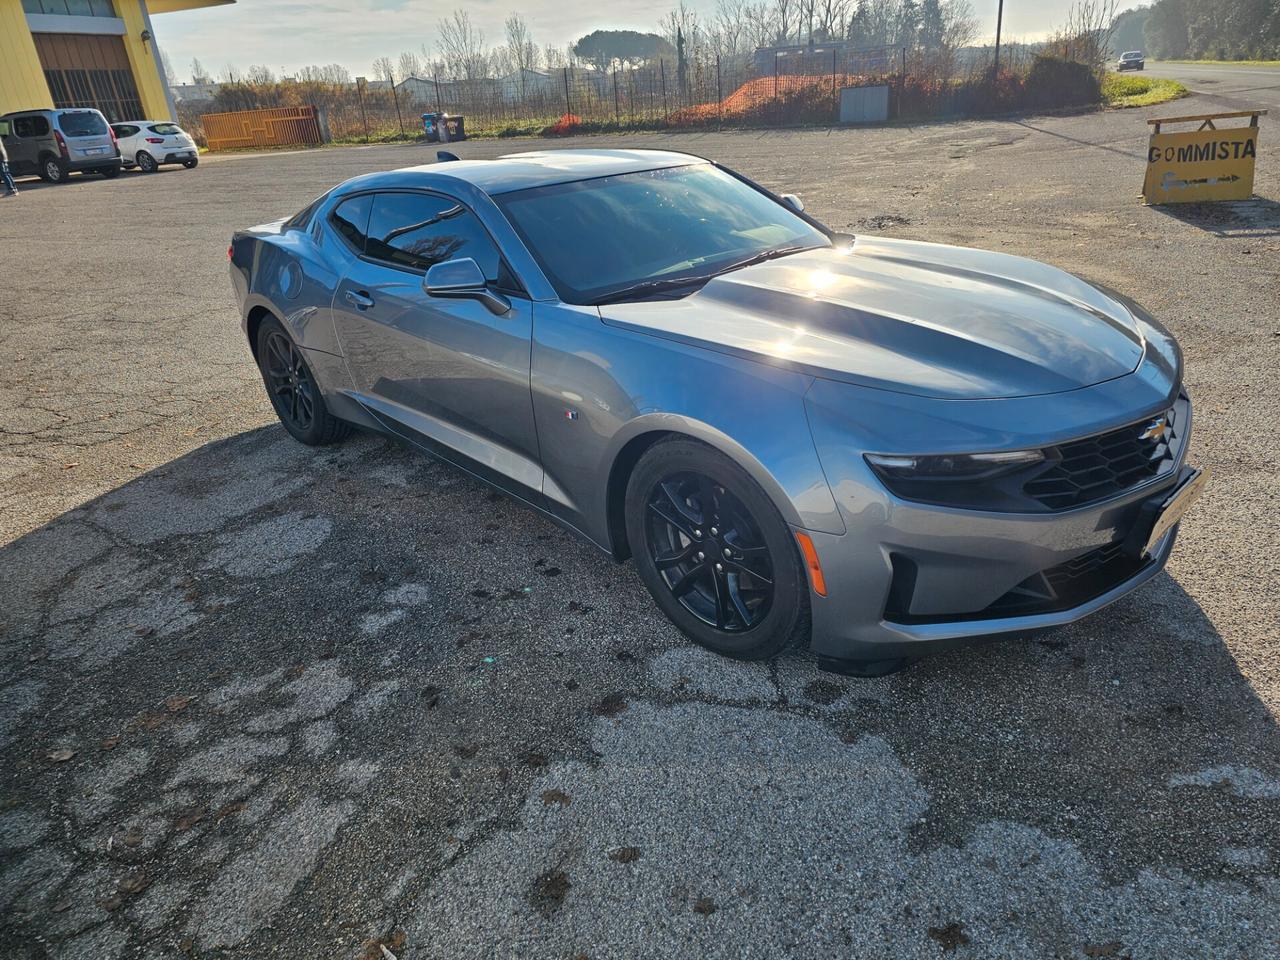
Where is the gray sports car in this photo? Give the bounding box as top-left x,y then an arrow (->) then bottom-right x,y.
229,148 -> 1204,675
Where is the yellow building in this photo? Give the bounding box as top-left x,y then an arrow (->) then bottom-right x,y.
1,0 -> 233,121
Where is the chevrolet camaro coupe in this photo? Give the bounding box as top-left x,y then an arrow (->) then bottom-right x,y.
229,149 -> 1205,675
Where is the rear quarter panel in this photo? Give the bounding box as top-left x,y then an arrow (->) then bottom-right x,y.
232,219 -> 349,360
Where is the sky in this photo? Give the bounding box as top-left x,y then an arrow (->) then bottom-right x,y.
154,0 -> 1098,84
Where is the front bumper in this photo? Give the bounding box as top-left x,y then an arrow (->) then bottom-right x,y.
801,469 -> 1188,662
800,348 -> 1191,662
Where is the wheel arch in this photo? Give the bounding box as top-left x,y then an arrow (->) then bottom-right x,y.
244,303 -> 278,360
602,415 -> 813,562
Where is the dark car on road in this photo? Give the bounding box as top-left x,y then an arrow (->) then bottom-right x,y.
1117,51 -> 1146,71
0,107 -> 122,183
229,149 -> 1204,675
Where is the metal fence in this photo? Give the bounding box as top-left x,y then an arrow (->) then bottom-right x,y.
179,47 -> 909,144
178,47 -> 1097,147
201,105 -> 325,151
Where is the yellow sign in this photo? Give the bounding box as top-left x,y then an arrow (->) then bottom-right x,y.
1142,110 -> 1265,204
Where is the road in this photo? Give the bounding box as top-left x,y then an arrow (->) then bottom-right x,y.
1145,60 -> 1280,114
2,87 -> 1279,958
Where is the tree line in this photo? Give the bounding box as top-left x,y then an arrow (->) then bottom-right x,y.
175,0 -> 981,89
1116,1 -> 1280,60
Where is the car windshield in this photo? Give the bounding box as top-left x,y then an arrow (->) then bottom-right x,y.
58,111 -> 107,137
1122,51 -> 1142,58
149,123 -> 183,135
494,164 -> 830,304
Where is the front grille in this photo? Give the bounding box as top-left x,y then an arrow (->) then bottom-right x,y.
1023,407 -> 1179,510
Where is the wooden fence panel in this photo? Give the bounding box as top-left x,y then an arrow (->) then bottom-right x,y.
201,105 -> 323,151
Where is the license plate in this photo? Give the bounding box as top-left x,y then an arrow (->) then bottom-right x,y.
85,147 -> 106,155
1140,468 -> 1208,556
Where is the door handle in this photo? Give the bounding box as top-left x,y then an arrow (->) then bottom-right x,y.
345,290 -> 374,310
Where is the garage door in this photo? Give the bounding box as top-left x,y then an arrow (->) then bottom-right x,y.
34,33 -> 143,122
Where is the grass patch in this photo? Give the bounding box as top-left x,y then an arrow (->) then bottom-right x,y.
1161,58 -> 1280,67
1102,73 -> 1189,108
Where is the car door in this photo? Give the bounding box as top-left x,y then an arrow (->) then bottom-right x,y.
7,115 -> 44,174
330,189 -> 542,495
111,124 -> 139,161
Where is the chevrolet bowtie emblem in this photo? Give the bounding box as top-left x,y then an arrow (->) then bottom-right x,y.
1140,416 -> 1169,441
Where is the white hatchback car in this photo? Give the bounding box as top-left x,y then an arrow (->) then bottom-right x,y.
110,120 -> 199,173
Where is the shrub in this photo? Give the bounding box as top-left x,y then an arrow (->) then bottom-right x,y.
1024,55 -> 1101,107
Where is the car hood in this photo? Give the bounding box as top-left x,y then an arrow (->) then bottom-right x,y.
598,237 -> 1146,400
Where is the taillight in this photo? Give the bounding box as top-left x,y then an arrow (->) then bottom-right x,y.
53,130 -> 68,156
227,243 -> 234,261
108,126 -> 118,145
145,136 -> 164,143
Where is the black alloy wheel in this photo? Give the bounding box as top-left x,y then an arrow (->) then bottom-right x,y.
255,317 -> 351,446
263,330 -> 316,432
625,438 -> 809,660
645,471 -> 774,632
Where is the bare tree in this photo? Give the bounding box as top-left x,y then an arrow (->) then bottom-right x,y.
941,0 -> 979,50
544,44 -> 568,70
437,9 -> 489,81
772,0 -> 795,43
1045,0 -> 1118,70
502,13 -> 541,94
397,50 -> 423,81
715,0 -> 748,58
190,57 -> 212,84
245,64 -> 275,84
372,56 -> 395,84
742,2 -> 778,50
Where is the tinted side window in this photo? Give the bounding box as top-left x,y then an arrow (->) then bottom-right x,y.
366,192 -> 500,281
14,116 -> 50,138
329,195 -> 373,252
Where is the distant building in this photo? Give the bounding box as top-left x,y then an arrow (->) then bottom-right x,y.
753,40 -> 893,75
171,80 -> 220,102
1,0 -> 234,121
497,68 -> 555,102
396,74 -> 454,105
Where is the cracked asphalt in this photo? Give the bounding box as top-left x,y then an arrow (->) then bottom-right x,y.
2,72 -> 1279,958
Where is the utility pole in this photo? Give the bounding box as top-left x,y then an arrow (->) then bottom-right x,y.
993,0 -> 1004,77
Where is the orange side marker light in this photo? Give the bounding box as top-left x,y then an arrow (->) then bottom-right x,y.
794,531 -> 827,597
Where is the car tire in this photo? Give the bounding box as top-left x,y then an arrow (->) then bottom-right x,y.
625,437 -> 810,661
182,158 -> 199,169
136,151 -> 158,173
99,166 -> 120,179
40,156 -> 68,183
255,316 -> 351,446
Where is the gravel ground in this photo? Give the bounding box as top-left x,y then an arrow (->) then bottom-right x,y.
1,70 -> 1279,959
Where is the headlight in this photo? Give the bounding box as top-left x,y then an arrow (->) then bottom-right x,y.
865,450 -> 1044,480
864,449 -> 1048,511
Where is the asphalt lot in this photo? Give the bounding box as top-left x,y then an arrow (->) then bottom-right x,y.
1143,59 -> 1280,115
2,65 -> 1279,958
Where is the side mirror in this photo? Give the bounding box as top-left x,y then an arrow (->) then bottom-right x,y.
423,257 -> 510,316
781,193 -> 805,213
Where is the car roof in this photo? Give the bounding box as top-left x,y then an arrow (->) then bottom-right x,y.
339,148 -> 704,197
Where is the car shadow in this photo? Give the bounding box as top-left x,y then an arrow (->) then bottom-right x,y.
1146,195 -> 1280,238
1,424 -> 1277,948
